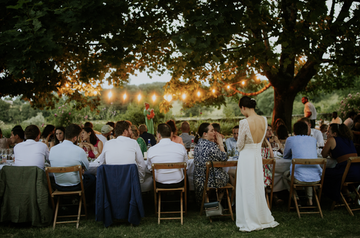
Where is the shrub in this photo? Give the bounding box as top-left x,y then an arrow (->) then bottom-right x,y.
338,93 -> 360,119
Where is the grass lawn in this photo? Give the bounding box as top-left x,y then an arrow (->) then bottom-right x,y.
1,191 -> 360,238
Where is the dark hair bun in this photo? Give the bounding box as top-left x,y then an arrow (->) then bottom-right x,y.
239,96 -> 256,109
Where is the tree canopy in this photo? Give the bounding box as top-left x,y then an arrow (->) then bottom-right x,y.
1,0 -> 360,129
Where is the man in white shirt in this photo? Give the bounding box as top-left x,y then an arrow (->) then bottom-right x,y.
330,112 -> 342,124
14,125 -> 49,170
98,120 -> 146,183
179,121 -> 195,150
299,117 -> 324,147
302,97 -> 317,128
49,124 -> 96,196
147,123 -> 188,188
96,124 -> 113,145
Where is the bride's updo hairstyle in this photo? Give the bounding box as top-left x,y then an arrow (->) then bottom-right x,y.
239,96 -> 256,109
194,122 -> 210,143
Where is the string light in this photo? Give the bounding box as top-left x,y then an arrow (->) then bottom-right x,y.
108,91 -> 112,100
241,80 -> 246,86
152,94 -> 157,102
226,85 -> 231,89
137,94 -> 142,101
165,94 -> 172,102
182,93 -> 186,100
197,91 -> 201,97
123,93 -> 127,100
212,88 -> 216,93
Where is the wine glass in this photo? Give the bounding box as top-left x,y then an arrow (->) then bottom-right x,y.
1,149 -> 7,163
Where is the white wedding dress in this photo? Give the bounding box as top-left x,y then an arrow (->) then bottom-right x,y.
235,117 -> 279,232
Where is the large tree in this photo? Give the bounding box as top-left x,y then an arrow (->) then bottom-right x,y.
158,0 -> 360,129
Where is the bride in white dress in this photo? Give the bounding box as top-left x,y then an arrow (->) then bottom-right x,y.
236,96 -> 279,232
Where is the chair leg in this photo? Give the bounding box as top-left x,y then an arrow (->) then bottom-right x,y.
313,187 -> 323,218
265,189 -> 270,209
82,194 -> 87,218
53,197 -> 60,229
340,192 -> 354,216
76,197 -> 82,228
154,190 -> 158,215
293,193 -> 301,218
269,186 -> 274,210
158,192 -> 161,224
226,189 -> 234,221
180,191 -> 183,225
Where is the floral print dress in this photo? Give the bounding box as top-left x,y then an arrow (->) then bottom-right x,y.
194,138 -> 229,205
261,147 -> 272,187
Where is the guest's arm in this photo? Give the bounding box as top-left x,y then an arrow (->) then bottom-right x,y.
321,137 -> 336,158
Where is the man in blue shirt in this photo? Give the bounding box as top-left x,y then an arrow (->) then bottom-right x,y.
225,125 -> 239,158
282,121 -> 322,206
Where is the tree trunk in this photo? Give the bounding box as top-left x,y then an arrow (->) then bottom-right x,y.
272,87 -> 297,133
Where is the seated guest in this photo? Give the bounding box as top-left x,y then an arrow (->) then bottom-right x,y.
106,121 -> 115,140
79,127 -> 103,159
330,111 -> 342,124
147,123 -> 188,188
10,125 -> 24,145
225,125 -> 240,157
179,121 -> 195,150
96,124 -> 113,146
84,121 -> 101,135
283,121 -> 322,206
299,117 -> 324,147
275,124 -> 289,152
344,111 -> 357,129
139,124 -> 156,146
40,125 -> 55,148
14,125 -> 49,170
49,124 -> 95,197
212,122 -> 227,149
193,123 -> 230,205
320,124 -> 328,141
50,126 -> 65,148
274,118 -> 286,131
262,139 -> 274,187
98,121 -> 146,183
0,128 -> 10,149
321,123 -> 359,202
131,125 -> 147,157
166,119 -> 184,146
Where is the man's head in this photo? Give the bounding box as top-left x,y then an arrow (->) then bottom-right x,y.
181,121 -> 191,133
212,123 -> 221,133
298,117 -> 311,135
24,125 -> 41,141
65,124 -> 83,143
115,120 -> 132,137
10,125 -> 24,144
157,123 -> 171,140
301,97 -> 308,104
101,125 -> 113,137
232,125 -> 239,140
84,121 -> 93,128
332,111 -> 338,119
293,121 -> 308,136
138,124 -> 147,135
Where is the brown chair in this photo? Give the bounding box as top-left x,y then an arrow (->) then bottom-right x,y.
152,162 -> 187,225
200,161 -> 237,222
45,165 -> 87,229
287,158 -> 327,218
263,158 -> 276,210
331,157 -> 360,216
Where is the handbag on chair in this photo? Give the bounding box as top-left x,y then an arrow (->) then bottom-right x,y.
204,161 -> 224,217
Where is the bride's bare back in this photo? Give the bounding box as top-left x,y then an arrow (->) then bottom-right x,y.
246,115 -> 266,144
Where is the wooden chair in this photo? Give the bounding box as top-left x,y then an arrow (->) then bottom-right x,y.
200,161 -> 237,221
331,157 -> 360,216
152,162 -> 187,225
262,158 -> 276,210
287,158 -> 327,218
45,165 -> 87,229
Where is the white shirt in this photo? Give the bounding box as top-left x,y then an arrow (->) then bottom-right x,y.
311,129 -> 324,147
147,138 -> 188,184
344,118 -> 354,129
304,101 -> 317,120
14,139 -> 49,170
49,140 -> 89,186
96,134 -> 107,146
97,136 -> 145,183
331,117 -> 342,124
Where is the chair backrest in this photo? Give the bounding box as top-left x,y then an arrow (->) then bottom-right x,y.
262,158 -> 276,183
204,161 -> 238,189
339,157 -> 360,189
152,162 -> 187,190
45,165 -> 84,193
290,158 -> 327,185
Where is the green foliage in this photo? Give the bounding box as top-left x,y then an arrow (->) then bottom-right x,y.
256,88 -> 274,116
338,93 -> 360,119
0,100 -> 11,122
21,112 -> 46,128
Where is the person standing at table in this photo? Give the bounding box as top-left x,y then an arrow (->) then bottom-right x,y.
147,123 -> 188,188
302,97 -> 317,128
179,121 -> 195,150
282,121 -> 322,206
225,125 -> 239,158
97,120 -> 146,183
14,125 -> 49,170
344,111 -> 357,129
330,112 -> 342,124
235,96 -> 278,232
49,124 -> 96,198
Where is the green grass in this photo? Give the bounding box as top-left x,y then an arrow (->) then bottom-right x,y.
1,192 -> 360,238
